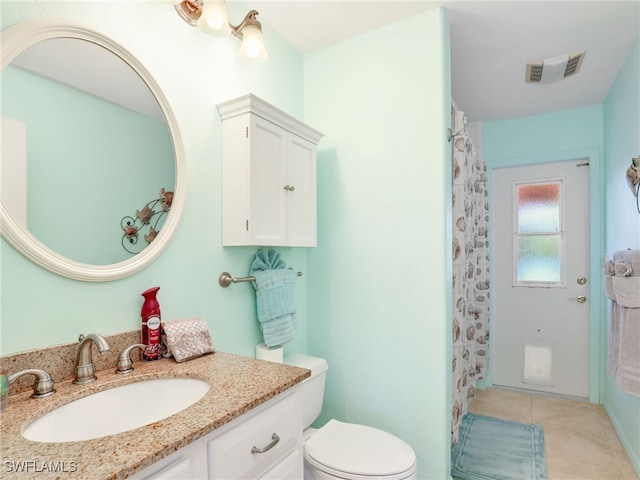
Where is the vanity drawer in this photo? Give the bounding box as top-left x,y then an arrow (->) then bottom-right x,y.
208,391 -> 303,479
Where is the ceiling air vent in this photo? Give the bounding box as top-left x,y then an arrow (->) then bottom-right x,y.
525,50 -> 586,84
564,52 -> 585,77
526,61 -> 544,82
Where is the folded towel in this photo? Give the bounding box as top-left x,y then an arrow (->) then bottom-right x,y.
609,302 -> 640,396
606,250 -> 640,397
603,259 -> 615,276
614,261 -> 633,277
250,249 -> 298,347
162,317 -> 215,363
612,277 -> 640,308
608,252 -> 640,308
251,248 -> 286,272
603,275 -> 616,301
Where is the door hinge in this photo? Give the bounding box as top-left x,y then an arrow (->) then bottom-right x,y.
246,219 -> 249,231
245,126 -> 249,139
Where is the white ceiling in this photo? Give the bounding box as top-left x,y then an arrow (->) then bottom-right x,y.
11,38 -> 165,122
240,0 -> 640,121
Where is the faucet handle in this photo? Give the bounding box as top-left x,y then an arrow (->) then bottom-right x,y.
116,344 -> 146,374
7,369 -> 56,399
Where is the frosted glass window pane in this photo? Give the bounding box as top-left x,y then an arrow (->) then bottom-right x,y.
517,182 -> 560,233
517,235 -> 561,282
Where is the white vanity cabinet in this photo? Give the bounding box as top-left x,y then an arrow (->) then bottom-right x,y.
131,389 -> 303,479
132,438 -> 209,479
217,94 -> 323,247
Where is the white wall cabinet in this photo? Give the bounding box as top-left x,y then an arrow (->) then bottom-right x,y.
217,94 -> 323,247
131,389 -> 303,479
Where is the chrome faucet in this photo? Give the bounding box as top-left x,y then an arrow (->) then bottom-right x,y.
8,369 -> 56,399
115,344 -> 145,374
73,333 -> 111,385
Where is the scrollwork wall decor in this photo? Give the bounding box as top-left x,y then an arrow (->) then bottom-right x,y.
121,188 -> 174,254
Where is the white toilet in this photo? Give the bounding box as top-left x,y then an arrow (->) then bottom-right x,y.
284,353 -> 418,480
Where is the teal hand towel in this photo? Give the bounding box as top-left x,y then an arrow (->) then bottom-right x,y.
250,250 -> 298,347
251,248 -> 286,272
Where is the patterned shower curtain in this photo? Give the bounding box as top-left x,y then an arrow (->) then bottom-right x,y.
451,103 -> 490,444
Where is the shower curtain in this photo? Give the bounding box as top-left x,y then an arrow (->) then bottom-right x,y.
451,102 -> 490,444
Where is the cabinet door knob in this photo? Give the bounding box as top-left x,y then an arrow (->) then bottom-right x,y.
284,185 -> 295,192
251,433 -> 280,454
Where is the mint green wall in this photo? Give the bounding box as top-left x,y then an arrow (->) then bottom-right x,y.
484,105 -> 605,403
603,35 -> 640,474
484,105 -> 604,169
0,1 -> 309,358
304,9 -> 452,479
3,65 -> 174,265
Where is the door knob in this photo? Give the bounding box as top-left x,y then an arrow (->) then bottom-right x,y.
577,295 -> 587,303
577,276 -> 587,285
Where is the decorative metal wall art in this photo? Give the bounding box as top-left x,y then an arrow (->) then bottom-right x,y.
121,188 -> 174,254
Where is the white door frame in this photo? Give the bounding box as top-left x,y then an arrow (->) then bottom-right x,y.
486,148 -> 604,403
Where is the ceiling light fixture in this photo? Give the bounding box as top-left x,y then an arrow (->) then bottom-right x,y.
525,50 -> 585,84
174,0 -> 268,62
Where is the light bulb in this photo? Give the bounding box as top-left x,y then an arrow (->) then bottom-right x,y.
238,24 -> 268,62
199,0 -> 231,36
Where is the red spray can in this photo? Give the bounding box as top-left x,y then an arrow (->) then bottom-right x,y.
141,286 -> 161,361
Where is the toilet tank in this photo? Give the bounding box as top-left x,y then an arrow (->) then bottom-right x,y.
284,353 -> 328,430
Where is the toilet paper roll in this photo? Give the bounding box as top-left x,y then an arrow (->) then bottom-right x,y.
256,343 -> 284,363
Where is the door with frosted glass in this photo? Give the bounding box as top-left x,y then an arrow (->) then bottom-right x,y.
492,160 -> 590,397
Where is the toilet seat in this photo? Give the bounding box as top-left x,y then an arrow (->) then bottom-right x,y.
305,419 -> 417,480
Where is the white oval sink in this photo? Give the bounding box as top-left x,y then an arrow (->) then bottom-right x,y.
22,378 -> 210,442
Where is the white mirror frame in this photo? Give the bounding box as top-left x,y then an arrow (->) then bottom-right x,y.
0,18 -> 187,282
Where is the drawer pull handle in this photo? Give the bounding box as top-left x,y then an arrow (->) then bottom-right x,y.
251,433 -> 280,454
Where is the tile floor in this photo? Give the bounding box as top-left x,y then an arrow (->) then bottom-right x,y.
467,388 -> 639,480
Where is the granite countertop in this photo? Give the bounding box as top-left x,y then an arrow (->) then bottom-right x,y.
0,352 -> 310,480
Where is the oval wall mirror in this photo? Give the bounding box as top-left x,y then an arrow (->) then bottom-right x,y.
0,18 -> 187,281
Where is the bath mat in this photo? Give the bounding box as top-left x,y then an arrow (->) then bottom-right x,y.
451,413 -> 547,480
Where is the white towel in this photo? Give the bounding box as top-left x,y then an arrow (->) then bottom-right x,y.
605,250 -> 640,397
603,259 -> 616,300
603,275 -> 616,301
614,260 -> 633,277
612,276 -> 640,308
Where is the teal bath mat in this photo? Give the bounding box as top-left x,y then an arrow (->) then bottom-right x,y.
451,413 -> 547,480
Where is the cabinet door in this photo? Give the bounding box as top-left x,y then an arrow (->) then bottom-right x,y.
207,392 -> 302,479
286,135 -> 317,247
249,115 -> 288,246
130,440 -> 208,480
258,449 -> 303,479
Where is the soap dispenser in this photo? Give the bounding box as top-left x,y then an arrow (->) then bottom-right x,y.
141,286 -> 161,361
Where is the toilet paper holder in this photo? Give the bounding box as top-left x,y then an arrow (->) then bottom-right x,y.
219,270 -> 302,287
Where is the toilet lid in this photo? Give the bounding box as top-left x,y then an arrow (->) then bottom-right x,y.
305,420 -> 416,477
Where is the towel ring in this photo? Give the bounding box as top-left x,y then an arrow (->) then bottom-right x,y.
219,270 -> 302,287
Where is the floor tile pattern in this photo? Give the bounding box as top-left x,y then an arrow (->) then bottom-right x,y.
468,388 -> 639,480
